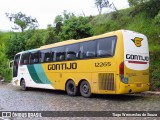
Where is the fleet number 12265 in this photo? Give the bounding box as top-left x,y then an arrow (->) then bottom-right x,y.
95,62 -> 111,67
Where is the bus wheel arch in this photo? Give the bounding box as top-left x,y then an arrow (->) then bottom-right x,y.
79,79 -> 91,98
65,79 -> 78,96
20,78 -> 27,91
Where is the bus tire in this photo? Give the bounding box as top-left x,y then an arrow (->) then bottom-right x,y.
80,80 -> 91,98
66,80 -> 78,96
20,79 -> 27,91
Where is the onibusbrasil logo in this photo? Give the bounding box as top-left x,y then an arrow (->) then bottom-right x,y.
131,37 -> 143,47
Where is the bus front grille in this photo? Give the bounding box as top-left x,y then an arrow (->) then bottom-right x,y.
99,73 -> 115,90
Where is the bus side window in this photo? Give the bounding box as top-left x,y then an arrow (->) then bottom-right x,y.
55,46 -> 65,61
86,51 -> 96,58
44,52 -> 52,62
80,41 -> 96,59
20,53 -> 30,65
52,52 -> 55,61
40,49 -> 52,63
13,54 -> 20,77
97,37 -> 117,57
30,51 -> 39,64
97,50 -> 108,57
39,51 -> 45,63
67,52 -> 76,60
14,54 -> 20,66
66,43 -> 80,60
56,52 -> 65,61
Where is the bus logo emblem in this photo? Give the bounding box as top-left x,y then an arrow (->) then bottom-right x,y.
131,37 -> 143,47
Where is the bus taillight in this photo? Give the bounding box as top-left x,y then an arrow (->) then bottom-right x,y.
119,62 -> 124,75
119,61 -> 128,84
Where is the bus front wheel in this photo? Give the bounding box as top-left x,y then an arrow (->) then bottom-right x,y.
80,81 -> 91,98
20,79 -> 27,91
66,80 -> 78,96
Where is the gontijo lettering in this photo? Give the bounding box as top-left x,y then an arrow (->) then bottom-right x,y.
48,62 -> 77,70
126,54 -> 149,62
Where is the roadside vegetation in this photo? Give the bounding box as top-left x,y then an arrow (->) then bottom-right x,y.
0,0 -> 160,90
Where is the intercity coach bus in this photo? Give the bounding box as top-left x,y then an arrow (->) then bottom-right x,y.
11,30 -> 149,97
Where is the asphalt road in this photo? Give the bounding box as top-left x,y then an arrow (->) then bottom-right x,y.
0,83 -> 160,119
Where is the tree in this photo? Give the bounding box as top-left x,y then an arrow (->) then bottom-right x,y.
59,16 -> 93,40
54,15 -> 63,35
63,10 -> 75,20
5,33 -> 26,59
129,0 -> 160,18
43,24 -> 58,44
54,11 -> 75,35
95,0 -> 117,15
54,15 -> 63,24
0,43 -> 11,81
25,30 -> 44,50
6,12 -> 39,32
128,0 -> 149,6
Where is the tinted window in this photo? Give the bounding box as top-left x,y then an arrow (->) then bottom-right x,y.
55,46 -> 65,61
66,44 -> 80,60
14,54 -> 20,66
13,54 -> 20,77
30,51 -> 39,64
40,49 -> 53,63
80,40 -> 96,58
20,52 -> 30,65
97,36 -> 117,57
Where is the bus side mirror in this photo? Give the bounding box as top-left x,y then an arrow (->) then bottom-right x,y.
9,60 -> 14,69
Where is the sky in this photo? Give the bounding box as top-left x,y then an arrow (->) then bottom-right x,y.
0,0 -> 129,31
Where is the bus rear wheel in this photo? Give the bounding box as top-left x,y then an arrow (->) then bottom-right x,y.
80,81 -> 91,98
66,80 -> 78,96
20,79 -> 27,91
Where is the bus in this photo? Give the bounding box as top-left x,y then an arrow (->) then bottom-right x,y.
11,30 -> 150,97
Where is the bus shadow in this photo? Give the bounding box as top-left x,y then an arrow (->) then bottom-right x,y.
25,88 -> 145,101
26,87 -> 67,95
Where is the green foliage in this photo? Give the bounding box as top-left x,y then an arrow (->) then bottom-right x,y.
142,0 -> 160,18
0,33 -> 12,81
54,15 -> 63,24
54,15 -> 63,35
5,33 -> 26,59
150,49 -> 160,80
154,12 -> 160,25
128,0 -> 148,6
155,81 -> 160,88
43,25 -> 58,44
130,0 -> 160,18
25,30 -> 44,50
59,16 -> 93,40
62,10 -> 75,20
90,8 -> 133,35
54,11 -> 75,35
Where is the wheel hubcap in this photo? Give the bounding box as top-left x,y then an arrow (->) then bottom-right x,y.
69,84 -> 74,92
82,84 -> 89,94
21,81 -> 25,88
